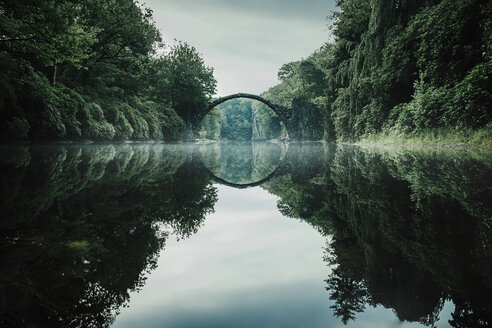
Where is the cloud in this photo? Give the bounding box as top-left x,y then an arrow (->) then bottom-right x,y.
143,0 -> 337,96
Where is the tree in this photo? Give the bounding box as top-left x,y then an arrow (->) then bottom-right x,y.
152,41 -> 216,127
0,0 -> 96,69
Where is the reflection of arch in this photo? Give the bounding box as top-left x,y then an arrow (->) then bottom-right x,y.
206,165 -> 283,189
198,141 -> 290,189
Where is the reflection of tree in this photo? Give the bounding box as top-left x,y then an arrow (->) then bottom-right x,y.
1,143 -> 491,327
450,300 -> 491,328
165,160 -> 218,238
262,143 -> 335,231
0,144 -> 217,327
265,144 -> 492,327
325,269 -> 367,324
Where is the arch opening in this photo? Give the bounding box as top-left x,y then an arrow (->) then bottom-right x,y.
206,93 -> 283,118
197,93 -> 290,141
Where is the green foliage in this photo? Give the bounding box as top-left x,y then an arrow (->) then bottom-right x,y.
0,1 -> 210,141
0,0 -> 96,67
412,0 -> 484,86
358,125 -> 492,147
326,0 -> 491,141
79,103 -> 115,140
82,0 -> 161,66
219,99 -> 253,140
120,103 -> 149,139
389,58 -> 492,133
252,101 -> 284,140
158,105 -> 186,140
106,105 -> 134,140
198,107 -> 221,140
150,41 -> 216,125
261,0 -> 491,142
0,56 -> 88,139
330,0 -> 371,46
259,45 -> 332,140
51,85 -> 85,138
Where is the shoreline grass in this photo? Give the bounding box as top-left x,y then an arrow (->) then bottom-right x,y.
353,125 -> 492,149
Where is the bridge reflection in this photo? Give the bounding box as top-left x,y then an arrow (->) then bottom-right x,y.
197,141 -> 324,189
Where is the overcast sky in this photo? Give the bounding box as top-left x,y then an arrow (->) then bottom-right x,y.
144,0 -> 337,96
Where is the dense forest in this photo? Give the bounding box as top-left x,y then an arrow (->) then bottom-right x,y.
258,0 -> 491,143
0,0 -> 216,141
1,0 -> 491,143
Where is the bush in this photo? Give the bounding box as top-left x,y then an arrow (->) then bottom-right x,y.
114,110 -> 134,140
159,106 -> 186,140
390,60 -> 492,134
104,103 -> 133,140
79,103 -> 115,140
4,116 -> 30,140
451,60 -> 492,128
18,63 -> 68,139
131,98 -> 164,140
118,103 -> 149,140
51,85 -> 85,138
131,98 -> 186,140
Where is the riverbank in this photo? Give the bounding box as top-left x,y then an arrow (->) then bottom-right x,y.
354,126 -> 492,149
3,125 -> 492,149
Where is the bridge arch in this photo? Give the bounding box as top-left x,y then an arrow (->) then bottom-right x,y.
195,93 -> 291,135
205,93 -> 284,118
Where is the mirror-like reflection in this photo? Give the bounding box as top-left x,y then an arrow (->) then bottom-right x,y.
0,144 -> 217,327
0,142 -> 490,327
199,141 -> 286,187
262,144 -> 492,327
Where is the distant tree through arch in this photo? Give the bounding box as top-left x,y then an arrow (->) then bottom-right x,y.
194,93 -> 292,137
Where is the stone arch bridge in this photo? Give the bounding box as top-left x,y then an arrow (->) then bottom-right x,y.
191,93 -> 321,140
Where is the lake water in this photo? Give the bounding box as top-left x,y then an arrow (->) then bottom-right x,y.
0,142 -> 491,328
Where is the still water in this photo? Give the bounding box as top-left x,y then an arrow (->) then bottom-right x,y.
0,142 -> 491,328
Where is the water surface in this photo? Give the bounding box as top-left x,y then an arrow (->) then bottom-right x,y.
0,142 -> 491,328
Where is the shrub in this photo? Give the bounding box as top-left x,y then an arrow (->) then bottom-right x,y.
4,116 -> 30,140
450,60 -> 492,128
51,85 -> 85,138
118,103 -> 149,140
390,60 -> 492,134
159,106 -> 185,140
79,103 -> 115,140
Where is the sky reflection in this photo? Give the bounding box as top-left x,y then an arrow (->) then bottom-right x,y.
112,185 -> 453,328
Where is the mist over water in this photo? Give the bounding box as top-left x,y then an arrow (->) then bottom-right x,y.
0,142 -> 490,328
